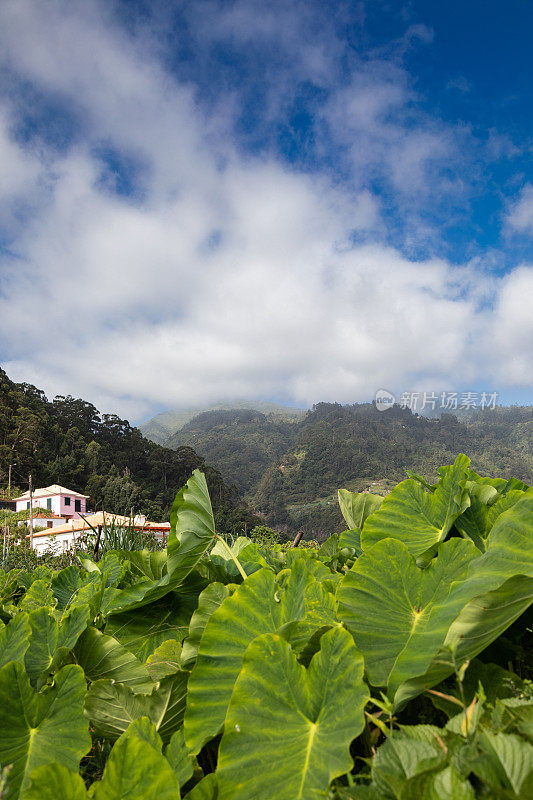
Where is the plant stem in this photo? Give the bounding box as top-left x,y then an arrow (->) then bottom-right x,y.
214,534 -> 248,580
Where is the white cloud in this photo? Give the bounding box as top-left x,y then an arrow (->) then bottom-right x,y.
0,0 -> 530,424
506,184 -> 533,233
0,105 -> 50,235
488,266 -> 533,385
322,61 -> 458,201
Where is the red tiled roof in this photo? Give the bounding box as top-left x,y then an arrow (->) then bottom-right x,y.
30,511 -> 171,539
21,509 -> 64,519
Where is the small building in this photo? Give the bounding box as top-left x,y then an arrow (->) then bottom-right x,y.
17,508 -> 68,530
13,484 -> 90,520
29,510 -> 171,554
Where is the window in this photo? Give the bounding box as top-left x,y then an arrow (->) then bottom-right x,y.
47,498 -> 52,510
47,521 -> 53,529
75,499 -> 81,512
64,497 -> 71,506
27,501 -> 30,509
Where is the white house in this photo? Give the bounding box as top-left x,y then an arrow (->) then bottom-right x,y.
13,484 -> 90,520
29,511 -> 171,554
17,508 -> 69,530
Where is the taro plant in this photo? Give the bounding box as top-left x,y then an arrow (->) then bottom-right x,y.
0,458 -> 530,799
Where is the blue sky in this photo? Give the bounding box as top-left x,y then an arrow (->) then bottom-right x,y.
0,0 -> 531,421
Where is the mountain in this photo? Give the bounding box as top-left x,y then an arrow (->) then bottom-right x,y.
0,368 -> 259,533
3,365 -> 531,543
165,401 -> 533,538
140,401 -> 306,443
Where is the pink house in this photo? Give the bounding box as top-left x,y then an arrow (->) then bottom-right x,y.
14,484 -> 90,520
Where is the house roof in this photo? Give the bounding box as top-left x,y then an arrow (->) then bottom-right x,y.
30,511 -> 171,539
13,484 -> 90,501
22,509 -> 64,519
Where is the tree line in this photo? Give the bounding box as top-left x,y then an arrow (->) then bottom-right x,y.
0,369 -> 259,533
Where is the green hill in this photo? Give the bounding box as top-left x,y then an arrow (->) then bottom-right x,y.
0,368 -> 259,533
166,401 -> 533,538
3,365 -> 531,542
140,401 -> 306,443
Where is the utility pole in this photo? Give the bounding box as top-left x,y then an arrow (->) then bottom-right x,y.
8,464 -> 11,497
2,518 -> 7,564
29,474 -> 34,551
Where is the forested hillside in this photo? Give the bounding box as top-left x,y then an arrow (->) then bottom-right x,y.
3,363 -> 531,541
140,401 -> 305,444
0,369 -> 259,532
167,401 -> 533,536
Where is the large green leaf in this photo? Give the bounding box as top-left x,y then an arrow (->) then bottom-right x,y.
448,490 -> 533,603
337,538 -> 478,695
217,627 -> 369,800
339,492 -> 533,706
503,477 -> 530,493
164,728 -> 195,788
102,471 -> 215,614
338,489 -> 382,530
77,553 -> 126,589
180,582 -> 231,669
17,567 -> 52,592
24,609 -> 59,686
70,571 -> 107,618
0,613 -> 31,669
0,663 -> 90,800
118,550 -> 167,581
184,561 -> 337,753
394,574 -> 533,710
183,774 -> 218,800
208,537 -> 254,581
24,606 -> 90,687
0,569 -> 21,605
362,454 -> 471,557
455,490 -> 525,549
389,495 -> 533,708
18,580 -> 56,613
23,720 -> 184,800
317,533 -> 340,561
168,469 -> 216,578
73,626 -> 153,691
104,577 -> 204,661
84,670 -> 188,743
21,764 -> 88,800
52,566 -> 90,609
47,568 -> 107,621
338,528 -> 362,556
91,719 -> 181,800
465,469 -> 508,492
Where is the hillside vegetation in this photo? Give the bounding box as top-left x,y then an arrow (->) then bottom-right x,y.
0,369 -> 258,532
0,464 -> 531,799
139,401 -> 305,444
165,402 -> 533,537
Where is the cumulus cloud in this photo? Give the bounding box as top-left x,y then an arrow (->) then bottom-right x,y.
0,0 -> 530,423
488,266 -> 533,384
506,184 -> 533,233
